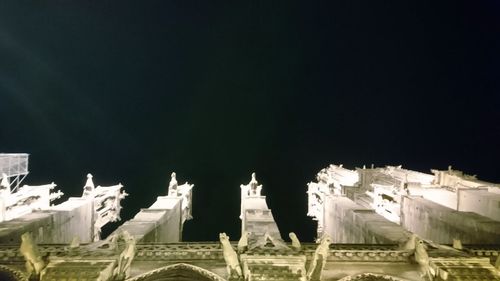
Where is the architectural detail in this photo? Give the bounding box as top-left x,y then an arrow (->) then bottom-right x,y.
219,233 -> 242,279
0,155 -> 499,281
19,232 -> 45,280
112,231 -> 136,281
337,273 -> 411,281
452,239 -> 462,250
240,173 -> 289,251
167,172 -> 194,222
290,232 -> 302,251
127,263 -> 228,281
0,265 -> 28,281
0,179 -> 62,223
414,240 -> 434,281
0,153 -> 29,192
308,164 -> 500,244
307,234 -> 331,281
237,231 -> 249,254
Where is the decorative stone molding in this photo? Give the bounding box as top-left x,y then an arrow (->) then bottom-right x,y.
337,273 -> 411,281
0,265 -> 28,281
127,263 -> 228,281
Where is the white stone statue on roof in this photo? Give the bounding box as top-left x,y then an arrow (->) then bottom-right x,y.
168,172 -> 178,196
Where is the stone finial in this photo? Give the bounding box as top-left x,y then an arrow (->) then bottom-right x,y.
219,233 -> 242,278
168,172 -> 178,196
20,232 -> 46,278
83,173 -> 95,196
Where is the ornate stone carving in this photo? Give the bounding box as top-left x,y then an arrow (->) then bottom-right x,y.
167,172 -> 194,222
82,173 -> 95,197
237,231 -> 250,254
307,234 -> 331,281
219,233 -> 242,278
127,263 -> 228,281
19,232 -> 45,280
240,173 -> 262,199
168,172 -> 178,196
0,265 -> 28,281
414,239 -> 435,281
289,232 -> 302,251
113,231 -> 136,281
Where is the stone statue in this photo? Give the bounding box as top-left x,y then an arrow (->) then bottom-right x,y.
307,234 -> 331,281
415,239 -> 435,281
237,231 -> 250,254
249,172 -> 262,196
219,232 -> 242,278
113,231 -> 136,281
19,232 -> 45,279
289,232 -> 301,251
168,172 -> 178,196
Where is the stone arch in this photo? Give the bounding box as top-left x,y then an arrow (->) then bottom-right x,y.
0,265 -> 28,281
128,263 -> 227,281
337,273 -> 412,281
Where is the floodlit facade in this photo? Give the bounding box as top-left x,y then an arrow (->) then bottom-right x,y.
0,155 -> 498,281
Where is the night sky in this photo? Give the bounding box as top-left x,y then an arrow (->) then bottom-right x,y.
0,1 -> 499,242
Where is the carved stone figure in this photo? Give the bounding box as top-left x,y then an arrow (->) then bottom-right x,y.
219,232 -> 242,278
307,234 -> 331,281
19,232 -> 45,279
289,232 -> 301,251
495,254 -> 500,270
168,172 -> 178,196
237,231 -> 250,254
415,239 -> 435,281
249,173 -> 262,196
113,231 -> 136,281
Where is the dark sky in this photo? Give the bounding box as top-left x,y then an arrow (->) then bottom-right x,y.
0,1 -> 499,242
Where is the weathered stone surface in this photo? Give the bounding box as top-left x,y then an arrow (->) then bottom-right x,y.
401,196 -> 500,244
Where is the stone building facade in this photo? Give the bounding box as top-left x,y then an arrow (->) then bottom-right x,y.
0,154 -> 498,281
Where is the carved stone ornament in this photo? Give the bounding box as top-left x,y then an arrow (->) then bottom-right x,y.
307,234 -> 331,281
113,231 -> 137,281
19,232 -> 46,280
219,232 -> 242,279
